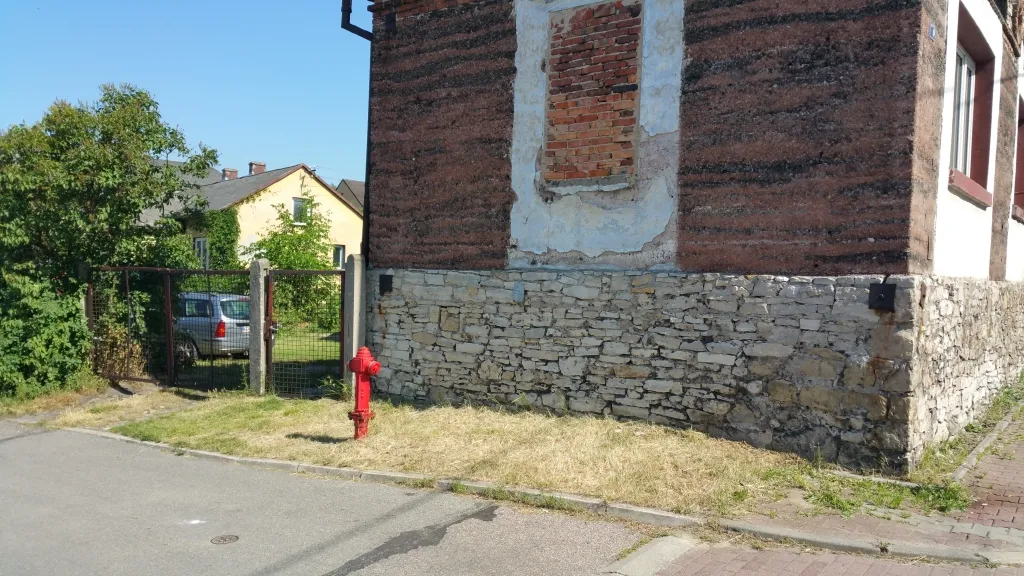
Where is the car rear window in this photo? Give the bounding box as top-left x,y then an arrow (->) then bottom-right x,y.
220,300 -> 250,320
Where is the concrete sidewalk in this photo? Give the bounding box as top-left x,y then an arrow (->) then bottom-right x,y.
0,421 -> 639,576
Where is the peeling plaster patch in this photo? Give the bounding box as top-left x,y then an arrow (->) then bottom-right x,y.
545,175 -> 631,196
509,0 -> 684,267
638,0 -> 683,137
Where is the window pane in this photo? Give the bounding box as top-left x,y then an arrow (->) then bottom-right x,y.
951,53 -> 964,170
334,245 -> 345,268
293,198 -> 309,223
220,300 -> 250,320
962,67 -> 974,174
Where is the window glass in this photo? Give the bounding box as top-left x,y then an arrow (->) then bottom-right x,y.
333,245 -> 346,269
184,299 -> 212,317
194,237 -> 209,269
220,299 -> 250,320
293,198 -> 311,223
950,46 -> 976,175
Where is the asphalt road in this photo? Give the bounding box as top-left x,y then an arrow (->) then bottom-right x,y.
0,421 -> 639,576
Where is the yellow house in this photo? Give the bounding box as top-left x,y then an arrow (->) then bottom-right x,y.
189,162 -> 363,268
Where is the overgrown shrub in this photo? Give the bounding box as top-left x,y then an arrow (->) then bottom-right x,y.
0,273 -> 90,399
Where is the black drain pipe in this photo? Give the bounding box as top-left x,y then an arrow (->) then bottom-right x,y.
341,0 -> 373,261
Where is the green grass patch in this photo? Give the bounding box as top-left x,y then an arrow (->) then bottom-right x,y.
803,470 -> 971,517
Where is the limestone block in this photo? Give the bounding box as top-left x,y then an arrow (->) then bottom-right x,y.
744,342 -> 794,358
697,352 -> 736,366
612,404 -> 650,419
798,387 -> 843,412
455,342 -> 485,354
614,364 -> 652,379
558,356 -> 587,376
564,285 -> 601,299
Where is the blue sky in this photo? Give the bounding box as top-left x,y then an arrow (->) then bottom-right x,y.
0,0 -> 372,185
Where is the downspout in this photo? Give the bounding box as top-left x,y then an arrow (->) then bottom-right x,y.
341,0 -> 373,262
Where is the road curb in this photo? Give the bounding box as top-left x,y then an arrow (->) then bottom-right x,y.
952,411 -> 1015,482
599,536 -> 700,576
62,427 -> 1021,565
717,520 -> 987,564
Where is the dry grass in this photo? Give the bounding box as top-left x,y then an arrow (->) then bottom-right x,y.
0,370 -> 109,417
48,388 -> 203,430
111,396 -> 805,516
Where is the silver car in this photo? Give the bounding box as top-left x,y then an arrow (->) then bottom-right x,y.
174,292 -> 251,360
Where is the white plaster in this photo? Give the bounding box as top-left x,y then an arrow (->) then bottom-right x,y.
931,0 -> 1001,278
509,0 -> 684,264
638,0 -> 684,136
1007,220 -> 1024,280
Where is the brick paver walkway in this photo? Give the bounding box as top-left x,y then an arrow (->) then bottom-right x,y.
658,544 -> 1024,576
956,417 -> 1024,531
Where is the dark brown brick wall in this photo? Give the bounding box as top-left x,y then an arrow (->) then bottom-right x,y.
676,0 -> 924,275
545,0 -> 641,181
367,0 -> 517,269
908,0 -> 946,274
989,37 -> 1019,280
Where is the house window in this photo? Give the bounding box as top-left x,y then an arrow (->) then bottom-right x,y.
333,245 -> 346,269
292,198 -> 310,224
183,299 -> 212,318
193,237 -> 209,269
950,45 -> 976,175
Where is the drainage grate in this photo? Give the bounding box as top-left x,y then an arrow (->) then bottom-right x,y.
211,535 -> 239,545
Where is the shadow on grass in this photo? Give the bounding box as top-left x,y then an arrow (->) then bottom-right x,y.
285,432 -> 351,445
169,389 -> 211,402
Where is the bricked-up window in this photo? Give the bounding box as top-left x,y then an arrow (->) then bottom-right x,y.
544,0 -> 641,182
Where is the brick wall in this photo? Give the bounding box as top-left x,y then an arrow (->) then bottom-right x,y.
908,0 -> 947,274
544,1 -> 640,181
676,0 -> 924,275
367,0 -> 517,269
989,38 -> 1020,280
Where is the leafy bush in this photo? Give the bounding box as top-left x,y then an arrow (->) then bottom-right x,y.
245,193 -> 338,331
0,272 -> 90,399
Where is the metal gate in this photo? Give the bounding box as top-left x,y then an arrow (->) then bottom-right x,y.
87,266 -> 251,390
265,269 -> 345,398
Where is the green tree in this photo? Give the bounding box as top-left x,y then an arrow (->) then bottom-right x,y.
0,83 -> 217,290
245,194 -> 338,330
0,84 -> 217,398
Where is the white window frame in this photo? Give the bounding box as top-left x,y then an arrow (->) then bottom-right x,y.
333,245 -> 346,269
292,197 -> 310,225
193,237 -> 209,269
950,45 -> 977,175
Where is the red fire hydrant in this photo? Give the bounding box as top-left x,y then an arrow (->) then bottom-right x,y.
348,346 -> 380,439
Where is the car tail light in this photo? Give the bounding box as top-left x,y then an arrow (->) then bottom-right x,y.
214,321 -> 226,339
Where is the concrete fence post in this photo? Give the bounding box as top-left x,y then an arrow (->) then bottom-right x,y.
249,258 -> 270,394
343,254 -> 367,387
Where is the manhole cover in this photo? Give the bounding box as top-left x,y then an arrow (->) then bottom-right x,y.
211,535 -> 239,545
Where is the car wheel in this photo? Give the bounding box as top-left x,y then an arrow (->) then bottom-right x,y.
176,339 -> 199,368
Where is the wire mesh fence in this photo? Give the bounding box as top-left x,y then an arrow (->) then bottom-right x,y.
88,269 -> 168,383
267,270 -> 344,398
169,271 -> 250,391
88,267 -> 251,391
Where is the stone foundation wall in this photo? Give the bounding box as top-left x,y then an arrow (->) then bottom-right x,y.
909,279 -> 1024,455
367,269 -> 1024,470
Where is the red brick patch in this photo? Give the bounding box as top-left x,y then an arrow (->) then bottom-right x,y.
544,0 -> 641,182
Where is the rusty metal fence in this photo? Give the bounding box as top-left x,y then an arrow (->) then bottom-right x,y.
266,269 -> 345,397
87,265 -> 344,395
87,267 -> 251,390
